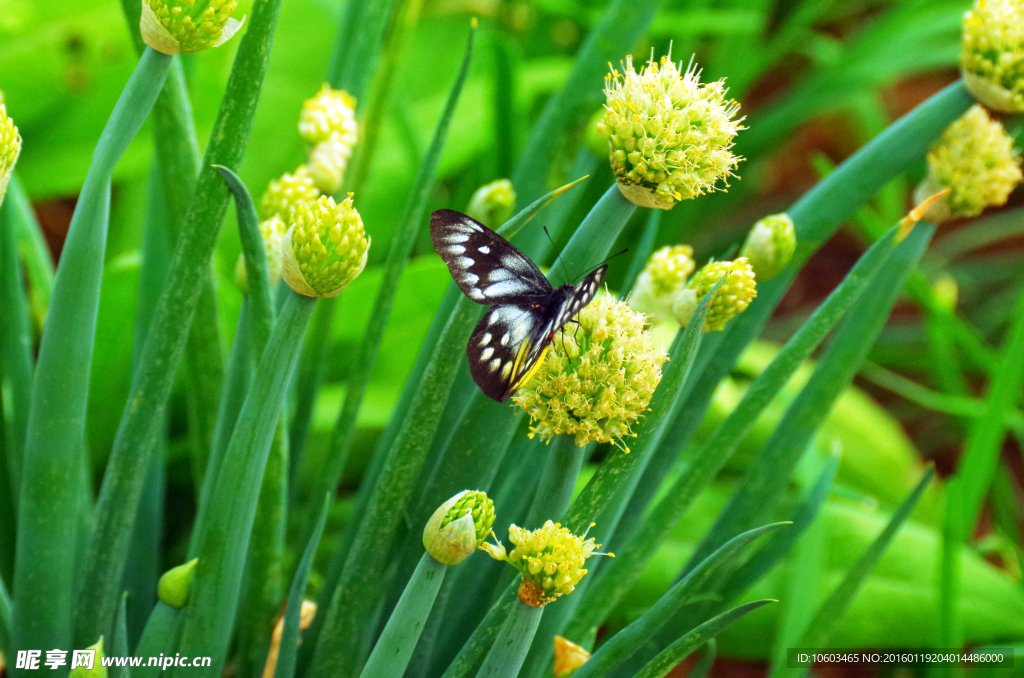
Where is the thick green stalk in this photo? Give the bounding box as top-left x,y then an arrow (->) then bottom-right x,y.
360,552 -> 447,678
633,602 -> 775,678
275,493 -> 330,678
76,0 -> 285,646
326,0 -> 400,98
133,602 -> 184,678
175,293 -> 316,677
304,24 -> 476,542
0,184 -> 34,498
475,601 -> 544,678
524,436 -> 584,528
5,175 -> 53,331
13,47 -> 171,663
1,570 -> 11,661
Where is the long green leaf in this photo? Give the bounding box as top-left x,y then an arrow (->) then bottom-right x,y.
572,523 -> 788,678
634,601 -> 776,678
132,602 -> 184,678
15,46 -> 171,659
0,574 -> 11,662
275,493 -> 330,678
76,0 -> 286,645
4,175 -> 53,331
110,594 -> 130,678
475,601 -> 544,678
174,292 -> 316,677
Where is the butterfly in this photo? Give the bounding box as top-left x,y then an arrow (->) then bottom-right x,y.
430,209 -> 607,402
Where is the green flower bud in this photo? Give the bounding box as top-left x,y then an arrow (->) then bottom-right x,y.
307,137 -> 350,195
0,103 -> 22,205
69,638 -> 106,678
259,166 -> 320,222
598,54 -> 744,210
554,637 -> 591,677
465,179 -> 516,229
740,213 -> 796,281
157,558 -> 198,608
674,258 -> 757,333
512,295 -> 668,451
140,0 -> 244,55
422,490 -> 496,565
915,105 -> 1022,222
486,521 -> 607,607
961,0 -> 1024,112
281,194 -> 370,298
628,244 -> 695,325
299,84 -> 358,147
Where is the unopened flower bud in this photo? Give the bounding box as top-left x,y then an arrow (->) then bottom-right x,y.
141,0 -> 244,55
674,258 -> 757,332
423,490 -> 496,565
915,105 -> 1022,222
513,296 -> 666,451
486,521 -> 608,606
465,179 -> 516,229
554,637 -> 591,677
598,54 -> 744,210
259,166 -> 320,222
299,85 -> 358,147
960,0 -> 1024,112
307,137 -> 350,195
740,213 -> 796,281
158,558 -> 198,608
69,638 -> 106,678
261,601 -> 317,678
628,245 -> 695,325
0,103 -> 21,205
281,194 -> 370,298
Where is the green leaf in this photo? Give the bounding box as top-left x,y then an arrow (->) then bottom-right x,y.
572,523 -> 788,678
5,174 -> 53,330
174,292 -> 316,677
15,47 -> 171,658
475,601 -> 544,678
634,602 -> 775,678
131,602 -> 183,678
275,493 -> 331,678
110,594 -> 130,678
76,0 -> 287,648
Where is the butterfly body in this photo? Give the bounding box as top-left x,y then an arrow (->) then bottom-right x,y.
430,209 -> 606,402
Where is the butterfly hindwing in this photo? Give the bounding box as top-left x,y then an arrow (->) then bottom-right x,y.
467,305 -> 547,401
430,209 -> 552,306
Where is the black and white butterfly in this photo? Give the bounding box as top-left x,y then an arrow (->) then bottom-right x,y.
430,209 -> 606,402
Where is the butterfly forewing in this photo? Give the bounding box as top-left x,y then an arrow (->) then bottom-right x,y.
430,210 -> 552,306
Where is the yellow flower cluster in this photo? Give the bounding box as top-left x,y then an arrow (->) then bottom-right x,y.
512,296 -> 667,449
259,167 -> 320,222
740,213 -> 796,281
0,103 -> 21,204
917,104 -> 1022,221
299,85 -> 358,194
961,0 -> 1024,112
597,55 -> 744,210
628,245 -> 696,325
282,194 -> 369,298
141,0 -> 243,55
673,258 -> 758,332
485,521 -> 603,606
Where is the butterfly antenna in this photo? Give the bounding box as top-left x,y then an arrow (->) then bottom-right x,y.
544,226 -> 574,285
572,248 -> 629,284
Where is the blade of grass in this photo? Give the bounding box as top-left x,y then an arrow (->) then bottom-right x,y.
302,22 -> 477,548
475,602 -> 545,678
938,477 -> 964,658
0,179 -> 34,498
635,602 -> 775,678
688,639 -> 716,678
566,222 -> 907,641
174,292 -> 316,677
76,0 -> 287,645
1,573 -> 11,661
110,594 -> 130,678
957,281 -> 1024,529
571,523 -> 789,678
4,176 -> 53,331
132,602 -> 184,678
275,493 -> 330,678
15,46 -> 172,658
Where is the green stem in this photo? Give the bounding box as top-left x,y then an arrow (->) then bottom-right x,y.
132,602 -> 184,678
524,437 -> 584,528
475,601 -> 544,678
174,292 -> 316,677
360,553 -> 447,678
5,175 -> 54,332
76,0 -> 286,646
14,46 -> 171,660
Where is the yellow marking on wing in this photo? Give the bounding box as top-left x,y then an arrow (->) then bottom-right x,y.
511,343 -> 550,392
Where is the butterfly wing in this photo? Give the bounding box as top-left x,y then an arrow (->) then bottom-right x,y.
551,265 -> 607,331
468,305 -> 551,402
430,209 -> 552,306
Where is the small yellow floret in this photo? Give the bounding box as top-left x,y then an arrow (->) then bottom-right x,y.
674,258 -> 757,332
629,245 -> 695,325
961,0 -> 1024,111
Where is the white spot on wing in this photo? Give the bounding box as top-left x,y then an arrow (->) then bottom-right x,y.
501,362 -> 513,379
481,347 -> 494,361
444,233 -> 470,244
485,281 -> 523,297
480,332 -> 492,346
449,244 -> 466,255
489,358 -> 502,372
455,256 -> 474,269
479,245 -> 490,254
